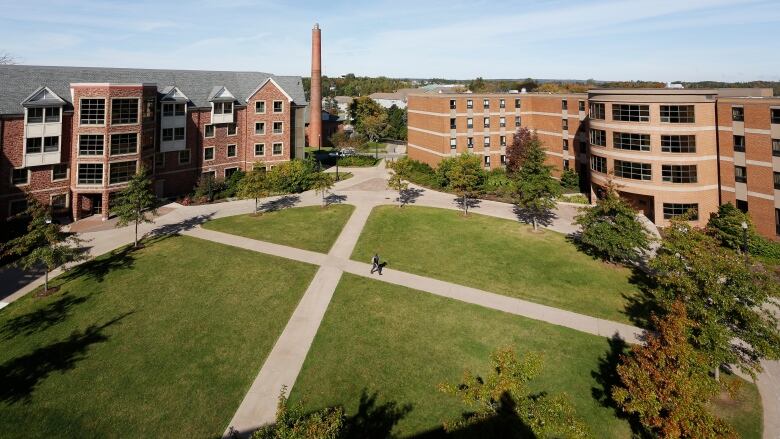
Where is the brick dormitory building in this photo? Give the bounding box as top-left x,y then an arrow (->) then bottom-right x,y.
407,88 -> 780,241
0,65 -> 308,222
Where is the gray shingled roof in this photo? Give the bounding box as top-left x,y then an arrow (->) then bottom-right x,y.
0,65 -> 307,115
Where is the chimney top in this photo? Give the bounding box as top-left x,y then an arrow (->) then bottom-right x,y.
314,23 -> 320,30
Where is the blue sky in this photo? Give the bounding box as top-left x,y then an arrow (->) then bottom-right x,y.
1,0 -> 778,81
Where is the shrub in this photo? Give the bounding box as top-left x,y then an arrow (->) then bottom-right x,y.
394,157 -> 440,189
266,159 -> 318,193
193,174 -> 226,202
562,193 -> 589,204
252,389 -> 345,439
218,170 -> 245,198
560,169 -> 580,191
482,168 -> 516,198
336,154 -> 379,167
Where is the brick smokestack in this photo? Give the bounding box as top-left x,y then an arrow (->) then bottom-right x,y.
310,23 -> 322,148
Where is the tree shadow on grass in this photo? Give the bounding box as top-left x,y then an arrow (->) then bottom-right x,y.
60,245 -> 136,284
260,195 -> 301,212
0,311 -> 134,404
513,205 -> 557,229
343,389 -> 413,439
1,293 -> 90,340
590,334 -> 652,439
622,268 -> 661,329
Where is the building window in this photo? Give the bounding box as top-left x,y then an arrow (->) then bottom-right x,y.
41,136 -> 58,153
52,164 -> 68,181
499,117 -> 506,127
499,99 -> 506,109
563,159 -> 570,171
143,98 -> 155,120
109,160 -> 136,184
732,106 -> 744,121
500,155 -> 506,166
483,99 -> 490,109
774,172 -> 780,190
660,105 -> 695,123
51,194 -> 67,210
484,136 -> 491,147
162,128 -> 173,142
202,170 -> 216,179
467,99 -> 473,109
450,138 -> 457,150
80,98 -> 105,125
272,143 -> 283,155
467,118 -> 473,129
227,144 -> 237,158
255,101 -> 266,114
614,160 -> 651,180
515,116 -> 521,127
273,101 -> 283,113
78,134 -> 104,155
204,147 -> 215,161
255,143 -> 265,156
111,98 -> 139,124
178,149 -> 191,164
163,103 -> 185,117
612,104 -> 649,122
578,100 -> 585,112
45,107 -> 60,123
449,99 -> 456,110
25,138 -> 42,154
254,164 -> 266,172
771,109 -> 780,124
9,199 -> 28,216
562,119 -> 568,130
484,155 -> 490,167
613,132 -> 650,151
110,133 -> 138,155
736,199 -> 748,213
203,124 -> 214,138
174,127 -> 185,141
255,122 -> 266,135
735,166 -> 747,183
483,117 -> 490,128
562,139 -> 569,151
662,165 -> 697,183
213,102 -> 233,115
661,135 -> 696,153
589,103 -> 605,120
663,203 -> 698,220
273,122 -> 283,134
776,209 -> 780,235
155,153 -> 165,168
561,99 -> 568,110
227,124 -> 237,136
733,135 -> 745,152
11,168 -> 29,185
500,136 -> 506,147
27,108 -> 43,124
225,167 -> 239,178
772,139 -> 780,157
590,155 -> 606,173
78,163 -> 103,185
589,129 -> 606,146
450,118 -> 456,129
467,137 -> 474,148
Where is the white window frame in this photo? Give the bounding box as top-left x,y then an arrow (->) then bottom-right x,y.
227,123 -> 237,136
273,121 -> 284,134
77,162 -> 104,186
227,144 -> 237,158
273,100 -> 284,113
51,164 -> 69,182
50,192 -> 69,210
255,122 -> 266,135
255,100 -> 266,114
78,97 -> 107,127
110,97 -> 141,126
254,143 -> 265,156
108,160 -> 138,185
272,142 -> 283,156
109,132 -> 139,157
178,149 -> 191,165
204,124 -> 215,138
11,168 -> 30,186
204,146 -> 215,161
224,167 -> 239,178
155,152 -> 166,168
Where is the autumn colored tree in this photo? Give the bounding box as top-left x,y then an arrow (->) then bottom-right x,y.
513,135 -> 561,231
651,218 -> 780,379
440,346 -> 589,439
612,301 -> 737,438
505,127 -> 534,175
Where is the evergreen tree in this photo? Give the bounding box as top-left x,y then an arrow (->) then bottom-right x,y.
514,137 -> 561,231
574,179 -> 652,264
113,167 -> 157,248
2,196 -> 85,293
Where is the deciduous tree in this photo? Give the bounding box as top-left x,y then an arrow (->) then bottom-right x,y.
612,301 -> 737,438
387,160 -> 410,207
2,196 -> 85,293
113,167 -> 157,248
514,136 -> 561,231
444,153 -> 484,215
505,127 -> 534,175
311,172 -> 335,207
237,164 -> 271,212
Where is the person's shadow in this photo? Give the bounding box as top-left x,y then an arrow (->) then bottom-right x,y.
377,261 -> 387,275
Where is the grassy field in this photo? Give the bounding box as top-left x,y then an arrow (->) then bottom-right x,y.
289,274 -> 762,438
352,205 -> 643,324
0,236 -> 317,438
203,204 -> 355,253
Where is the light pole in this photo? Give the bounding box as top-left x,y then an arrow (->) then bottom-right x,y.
741,221 -> 749,267
318,134 -> 321,152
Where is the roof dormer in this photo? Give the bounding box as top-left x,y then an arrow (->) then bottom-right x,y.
21,87 -> 65,167
209,86 -> 235,124
22,86 -> 66,109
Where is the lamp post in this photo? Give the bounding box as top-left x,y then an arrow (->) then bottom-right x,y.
336,152 -> 340,181
318,134 -> 321,152
741,221 -> 749,267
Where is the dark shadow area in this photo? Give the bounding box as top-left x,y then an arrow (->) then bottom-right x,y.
1,293 -> 89,340
399,187 -> 425,206
512,205 -> 557,229
148,212 -> 216,238
0,265 -> 46,302
590,334 -> 651,438
0,311 -> 134,404
260,195 -> 301,212
622,268 -> 661,329
453,196 -> 481,212
60,245 -> 136,284
325,194 -> 348,206
343,389 -> 413,439
411,391 -> 537,439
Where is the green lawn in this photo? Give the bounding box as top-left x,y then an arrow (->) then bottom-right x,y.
0,235 -> 317,439
203,204 -> 355,253
352,205 -> 642,324
289,274 -> 762,438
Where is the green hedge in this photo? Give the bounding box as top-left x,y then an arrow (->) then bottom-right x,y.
336,155 -> 379,167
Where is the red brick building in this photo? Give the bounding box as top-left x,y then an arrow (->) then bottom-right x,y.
0,66 -> 307,221
408,88 -> 780,241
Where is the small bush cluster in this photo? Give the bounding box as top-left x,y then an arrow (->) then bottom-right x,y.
336,154 -> 379,167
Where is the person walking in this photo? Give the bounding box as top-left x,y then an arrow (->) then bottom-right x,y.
371,253 -> 380,274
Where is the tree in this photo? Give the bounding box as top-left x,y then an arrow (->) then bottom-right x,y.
445,153 -> 484,215
360,112 -> 388,143
387,159 -> 410,207
2,196 -> 85,293
251,387 -> 345,439
612,301 -> 737,438
237,164 -> 271,213
0,52 -> 15,65
505,128 -> 534,175
574,178 -> 652,265
311,172 -> 335,207
560,168 -> 579,191
113,167 -> 157,248
439,346 -> 589,438
513,136 -> 561,231
706,202 -> 755,252
650,218 -> 780,379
